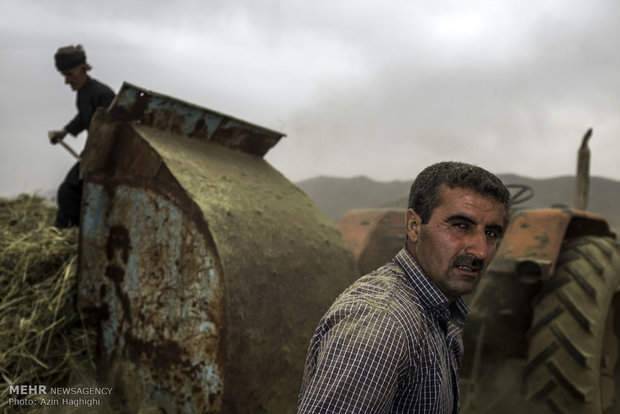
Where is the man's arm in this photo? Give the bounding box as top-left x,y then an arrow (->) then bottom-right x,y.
298,304 -> 407,414
64,82 -> 116,136
64,113 -> 85,136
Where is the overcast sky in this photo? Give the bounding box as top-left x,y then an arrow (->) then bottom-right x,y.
1,0 -> 619,197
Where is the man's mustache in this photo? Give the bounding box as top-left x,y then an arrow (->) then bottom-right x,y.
453,255 -> 484,271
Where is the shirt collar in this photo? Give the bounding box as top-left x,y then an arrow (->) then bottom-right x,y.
394,247 -> 470,322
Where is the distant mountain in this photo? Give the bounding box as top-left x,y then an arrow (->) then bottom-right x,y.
295,175 -> 411,221
295,174 -> 620,235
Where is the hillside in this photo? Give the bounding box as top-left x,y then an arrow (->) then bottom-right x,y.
295,174 -> 620,235
295,175 -> 411,221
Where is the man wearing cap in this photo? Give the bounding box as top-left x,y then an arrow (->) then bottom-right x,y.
49,45 -> 115,228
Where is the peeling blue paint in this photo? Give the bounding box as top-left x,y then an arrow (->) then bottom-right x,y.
78,183 -> 224,412
110,82 -> 285,157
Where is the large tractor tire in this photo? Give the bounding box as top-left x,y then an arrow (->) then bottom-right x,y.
525,236 -> 620,413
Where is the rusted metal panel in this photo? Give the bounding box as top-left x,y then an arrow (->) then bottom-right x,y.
489,208 -> 612,278
78,85 -> 359,413
337,209 -> 406,275
79,181 -> 224,413
107,82 -> 285,157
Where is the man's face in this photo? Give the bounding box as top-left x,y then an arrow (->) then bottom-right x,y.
406,184 -> 506,302
61,66 -> 88,91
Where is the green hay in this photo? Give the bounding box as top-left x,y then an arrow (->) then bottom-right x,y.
0,195 -> 99,413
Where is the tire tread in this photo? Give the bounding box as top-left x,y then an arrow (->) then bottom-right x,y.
525,236 -> 620,414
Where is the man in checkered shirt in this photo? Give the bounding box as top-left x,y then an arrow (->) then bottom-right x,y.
298,162 -> 510,413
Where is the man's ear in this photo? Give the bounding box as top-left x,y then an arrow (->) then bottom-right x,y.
406,208 -> 421,242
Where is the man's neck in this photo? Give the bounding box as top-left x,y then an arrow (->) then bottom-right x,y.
76,76 -> 91,91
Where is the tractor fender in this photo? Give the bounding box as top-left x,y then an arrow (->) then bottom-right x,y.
336,208 -> 407,275
489,208 -> 614,281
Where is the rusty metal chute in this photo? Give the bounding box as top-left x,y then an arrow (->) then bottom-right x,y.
106,81 -> 284,157
77,83 -> 359,413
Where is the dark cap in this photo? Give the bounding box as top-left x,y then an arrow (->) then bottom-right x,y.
54,45 -> 87,71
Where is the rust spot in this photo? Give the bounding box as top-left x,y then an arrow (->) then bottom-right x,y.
105,265 -> 125,284
142,108 -> 154,126
211,119 -> 278,157
122,333 -> 210,395
208,393 -> 220,408
124,333 -> 186,369
169,113 -> 186,136
105,265 -> 131,322
189,117 -> 209,140
533,234 -> 549,248
99,284 -> 107,303
106,225 -> 131,263
107,92 -> 150,121
98,286 -> 110,321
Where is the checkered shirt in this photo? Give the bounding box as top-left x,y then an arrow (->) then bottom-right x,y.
298,247 -> 470,413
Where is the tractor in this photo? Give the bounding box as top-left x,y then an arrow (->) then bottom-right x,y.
337,129 -> 620,413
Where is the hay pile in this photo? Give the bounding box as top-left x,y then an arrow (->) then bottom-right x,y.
0,195 -> 98,412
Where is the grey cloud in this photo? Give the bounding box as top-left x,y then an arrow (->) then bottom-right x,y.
1,0 -> 618,197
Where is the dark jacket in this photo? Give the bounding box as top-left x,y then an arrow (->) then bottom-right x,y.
64,77 -> 115,136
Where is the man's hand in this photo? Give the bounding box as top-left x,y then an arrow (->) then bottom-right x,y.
48,129 -> 67,144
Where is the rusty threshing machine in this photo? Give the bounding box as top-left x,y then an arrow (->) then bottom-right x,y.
76,83 -> 359,413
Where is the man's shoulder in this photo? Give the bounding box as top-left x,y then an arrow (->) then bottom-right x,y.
85,77 -> 115,96
329,261 -> 424,324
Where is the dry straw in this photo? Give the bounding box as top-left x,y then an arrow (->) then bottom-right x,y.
0,195 -> 99,413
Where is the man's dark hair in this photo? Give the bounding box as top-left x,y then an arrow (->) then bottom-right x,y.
408,161 -> 510,224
